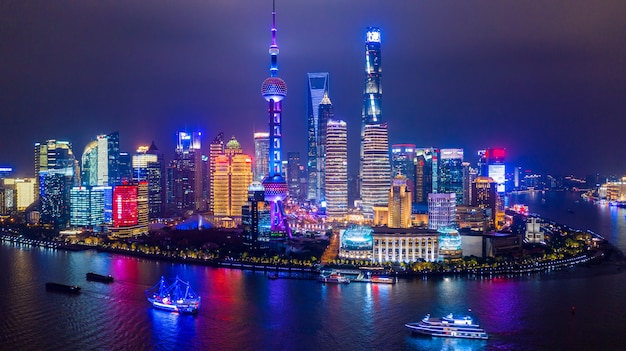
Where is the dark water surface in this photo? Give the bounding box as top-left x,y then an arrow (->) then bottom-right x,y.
1,191 -> 625,351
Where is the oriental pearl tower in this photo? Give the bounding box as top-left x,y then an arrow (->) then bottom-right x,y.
261,0 -> 292,238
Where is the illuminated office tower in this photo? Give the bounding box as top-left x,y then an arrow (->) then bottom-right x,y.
361,123 -> 391,219
391,144 -> 416,194
35,140 -> 78,229
70,186 -> 113,230
260,1 -> 291,238
213,136 -> 253,219
388,175 -> 412,228
133,142 -> 163,219
414,148 -> 438,206
359,27 -> 390,218
35,140 -> 79,201
325,119 -> 348,221
168,131 -> 203,211
112,184 -> 137,227
438,149 -> 464,205
287,152 -> 302,201
484,148 -> 506,193
242,181 -> 270,250
306,72 -> 330,202
209,132 -> 225,212
471,176 -> 498,227
315,93 -> 334,204
428,193 -> 456,230
80,132 -> 122,187
359,27 -> 385,199
253,132 -> 269,182
2,178 -> 35,212
70,187 -> 91,227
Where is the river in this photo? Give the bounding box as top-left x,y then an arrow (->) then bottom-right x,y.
1,191 -> 625,351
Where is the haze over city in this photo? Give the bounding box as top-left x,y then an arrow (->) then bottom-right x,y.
1,0 -> 625,177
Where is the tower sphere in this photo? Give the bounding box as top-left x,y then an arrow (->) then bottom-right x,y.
261,77 -> 287,102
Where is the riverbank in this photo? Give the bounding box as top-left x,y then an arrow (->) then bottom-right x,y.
2,233 -> 623,278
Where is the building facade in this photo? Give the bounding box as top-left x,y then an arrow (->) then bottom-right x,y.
212,137 -> 253,221
427,193 -> 457,230
438,148 -> 464,205
325,119 -> 348,221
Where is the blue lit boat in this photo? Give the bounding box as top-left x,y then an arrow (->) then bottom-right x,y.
405,313 -> 488,340
145,276 -> 201,314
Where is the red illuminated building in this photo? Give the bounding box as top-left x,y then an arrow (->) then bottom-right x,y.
113,184 -> 138,227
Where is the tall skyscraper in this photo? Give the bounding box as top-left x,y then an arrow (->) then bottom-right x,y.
133,143 -> 163,219
168,131 -> 203,212
209,132 -> 225,213
212,136 -> 253,220
306,72 -> 330,202
414,148 -> 438,206
287,152 -> 302,201
325,119 -> 348,221
253,132 -> 269,182
242,181 -> 270,250
359,27 -> 390,219
260,2 -> 291,238
35,140 -> 78,229
316,92 -> 334,204
438,148 -> 464,205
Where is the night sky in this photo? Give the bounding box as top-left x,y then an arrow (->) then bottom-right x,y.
1,0 -> 625,178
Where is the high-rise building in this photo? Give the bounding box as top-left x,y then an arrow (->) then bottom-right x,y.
2,178 -> 35,212
112,184 -> 138,227
388,175 -> 412,228
306,72 -> 330,202
212,136 -> 253,220
253,132 -> 269,183
361,123 -> 391,219
35,140 -> 78,228
260,2 -> 291,239
428,193 -> 456,230
483,148 -> 506,193
70,186 -> 112,230
80,132 -> 122,187
133,143 -> 163,219
358,27 -> 390,219
325,119 -> 348,221
391,144 -> 416,194
414,148 -> 438,206
168,131 -> 203,212
287,152 -> 302,201
242,181 -> 270,251
314,93 -> 334,204
438,149 -> 464,205
108,182 -> 147,237
209,132 -> 225,213
471,176 -> 497,227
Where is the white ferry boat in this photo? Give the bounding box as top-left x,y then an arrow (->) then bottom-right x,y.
405,313 -> 488,340
318,272 -> 350,284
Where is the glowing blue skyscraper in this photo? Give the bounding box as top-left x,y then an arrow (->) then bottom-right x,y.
261,1 -> 291,238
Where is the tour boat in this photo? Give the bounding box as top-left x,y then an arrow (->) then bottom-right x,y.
145,276 -> 201,314
86,272 -> 114,283
45,282 -> 81,294
318,272 -> 350,284
370,276 -> 396,284
405,313 -> 488,340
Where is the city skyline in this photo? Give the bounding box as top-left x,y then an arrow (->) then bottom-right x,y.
1,1 -> 625,177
